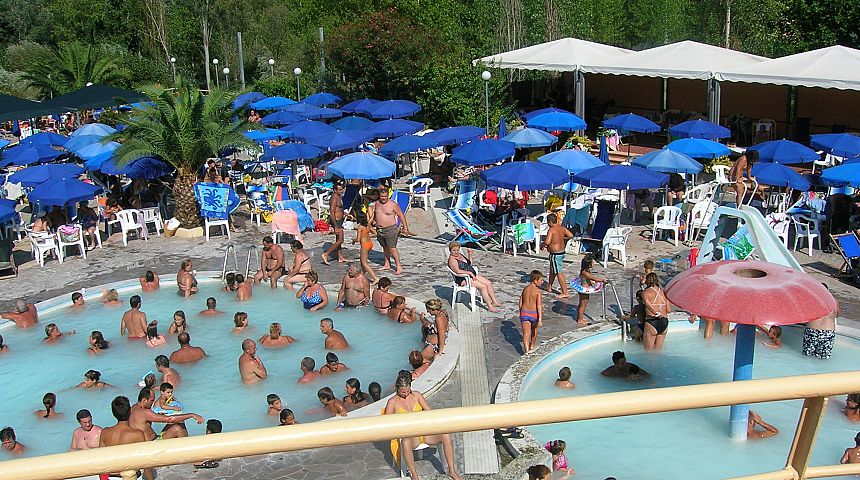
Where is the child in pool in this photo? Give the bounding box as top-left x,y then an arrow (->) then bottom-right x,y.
544,439 -> 575,476
153,382 -> 183,414
575,255 -> 605,326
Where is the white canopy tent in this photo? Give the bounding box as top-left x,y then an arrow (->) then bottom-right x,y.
718,45 -> 860,91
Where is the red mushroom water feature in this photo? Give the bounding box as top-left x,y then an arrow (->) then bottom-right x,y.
664,260 -> 837,440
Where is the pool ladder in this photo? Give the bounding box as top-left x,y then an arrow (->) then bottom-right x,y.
598,278 -> 627,342
221,244 -> 261,280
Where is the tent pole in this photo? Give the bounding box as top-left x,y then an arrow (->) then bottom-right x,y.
574,70 -> 586,135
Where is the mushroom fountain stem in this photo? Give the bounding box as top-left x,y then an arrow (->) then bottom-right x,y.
730,324 -> 756,440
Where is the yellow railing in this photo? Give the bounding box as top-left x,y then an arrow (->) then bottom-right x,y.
2,371 -> 858,480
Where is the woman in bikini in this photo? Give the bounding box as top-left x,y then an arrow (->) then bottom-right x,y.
642,272 -> 671,351
352,213 -> 379,284
372,277 -> 396,314
423,298 -> 450,356
446,241 -> 501,312
575,255 -> 605,326
283,241 -> 313,290
296,271 -> 328,312
168,310 -> 187,334
387,296 -> 418,323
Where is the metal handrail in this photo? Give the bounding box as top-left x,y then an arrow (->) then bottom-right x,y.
220,244 -> 238,280
245,245 -> 260,278
1,371 -> 857,480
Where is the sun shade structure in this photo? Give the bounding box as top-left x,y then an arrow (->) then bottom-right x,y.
264,143 -> 324,162
233,92 -> 266,109
602,113 -> 660,133
748,139 -> 819,164
718,45 -> 860,90
0,144 -> 64,167
537,150 -> 604,174
481,161 -> 569,191
27,177 -> 103,206
288,120 -> 337,141
71,123 -> 115,138
18,132 -> 68,147
751,163 -> 810,190
527,111 -> 587,132
366,119 -> 424,138
665,260 -> 836,440
243,128 -> 291,142
821,162 -> 860,188
331,116 -> 376,131
379,135 -> 436,159
306,130 -> 373,152
303,92 -> 343,107
810,133 -> 860,158
45,84 -> 148,111
450,139 -> 516,166
669,119 -> 732,140
358,100 -> 421,119
632,149 -> 702,174
424,126 -> 485,146
328,152 -> 395,180
8,164 -> 84,187
250,96 -> 297,110
475,37 -> 632,72
281,103 -> 342,119
341,98 -> 380,113
666,138 -> 731,159
98,156 -> 173,179
501,128 -> 558,148
572,164 -> 668,190
261,111 -> 303,127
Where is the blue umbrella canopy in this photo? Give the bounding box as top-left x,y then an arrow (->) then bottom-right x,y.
328,152 -> 395,179
0,144 -> 64,167
250,96 -> 297,110
572,165 -> 669,190
481,161 -> 569,191
341,98 -> 380,113
0,199 -> 16,223
8,164 -> 84,187
28,177 -> 103,206
602,113 -> 660,133
0,139 -> 10,149
666,138 -> 731,159
537,150 -> 604,174
71,123 -> 115,138
501,128 -> 558,148
498,117 -> 507,138
19,131 -> 69,147
632,149 -> 703,174
821,162 -> 860,188
522,107 -> 574,120
331,116 -> 376,131
99,156 -> 173,179
233,92 -> 266,109
425,126 -> 485,146
359,100 -> 421,119
379,134 -> 436,159
261,111 -> 303,127
64,135 -> 105,153
748,139 -> 819,165
265,143 -> 324,162
281,103 -> 342,119
599,136 -> 609,164
451,139 -> 516,166
243,128 -> 291,142
289,120 -> 337,141
669,119 -> 731,140
810,133 -> 860,158
79,142 -> 121,169
527,112 -> 587,132
751,163 -> 810,190
306,130 -> 373,152
366,119 -> 424,138
303,92 -> 343,107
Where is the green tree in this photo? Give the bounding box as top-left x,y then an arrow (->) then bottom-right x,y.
23,42 -> 129,98
106,81 -> 258,228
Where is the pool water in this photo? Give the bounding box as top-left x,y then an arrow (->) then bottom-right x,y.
520,327 -> 858,480
0,280 -> 421,458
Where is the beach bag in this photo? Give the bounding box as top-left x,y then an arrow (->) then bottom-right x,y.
314,219 -> 330,233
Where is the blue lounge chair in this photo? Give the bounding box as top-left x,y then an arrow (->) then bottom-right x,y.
450,179 -> 477,210
580,200 -> 615,254
341,184 -> 361,212
392,190 -> 411,226
445,209 -> 497,250
832,232 -> 860,284
720,224 -> 756,260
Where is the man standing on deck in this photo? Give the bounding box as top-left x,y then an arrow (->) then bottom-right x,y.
322,182 -> 347,265
369,189 -> 411,275
541,213 -> 574,298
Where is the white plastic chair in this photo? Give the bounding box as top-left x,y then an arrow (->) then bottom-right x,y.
687,201 -> 717,241
28,232 -> 59,266
765,212 -> 791,248
684,182 -> 716,205
652,205 -> 683,246
713,165 -> 732,185
2,213 -> 24,241
407,178 -> 433,211
317,190 -> 332,219
116,209 -> 147,245
478,189 -> 495,210
447,265 -> 482,311
140,207 -> 163,236
299,187 -> 320,219
602,226 -> 632,267
504,217 -> 538,257
204,217 -> 231,241
533,212 -> 551,247
56,224 -> 86,263
792,213 -> 820,256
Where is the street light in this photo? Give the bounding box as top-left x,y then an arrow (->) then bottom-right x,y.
481,70 -> 492,133
223,67 -> 230,89
293,67 -> 302,101
212,58 -> 220,88
268,58 -> 275,77
170,57 -> 176,83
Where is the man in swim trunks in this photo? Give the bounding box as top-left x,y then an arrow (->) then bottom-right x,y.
169,332 -> 207,364
198,297 -> 224,316
541,213 -> 573,299
130,388 -> 203,442
335,263 -> 370,310
803,309 -> 836,359
155,355 -> 181,387
519,270 -> 544,354
600,351 -> 649,378
322,182 -> 347,265
297,356 -> 321,384
254,236 -> 285,288
1,299 -> 38,328
320,318 -> 349,350
369,188 -> 411,275
70,409 -> 102,451
100,396 -> 148,478
121,295 -> 148,339
238,339 -> 268,384
177,259 -> 198,297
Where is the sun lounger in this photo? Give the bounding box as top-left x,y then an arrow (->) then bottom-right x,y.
831,232 -> 860,285
392,190 -> 411,226
450,179 -> 477,210
580,200 -> 616,255
445,209 -> 497,250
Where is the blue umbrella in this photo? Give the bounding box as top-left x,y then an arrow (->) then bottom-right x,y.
71,123 -> 115,137
250,96 -> 297,110
598,136 -> 609,164
522,107 -> 575,121
602,113 -> 660,133
28,177 -> 103,206
99,156 -> 173,179
748,139 -> 819,164
281,103 -> 343,119
19,132 -> 69,147
538,150 -> 604,174
261,111 -> 303,126
821,162 -> 860,188
0,139 -> 10,149
243,128 -> 291,142
573,164 -> 669,190
0,199 -> 16,223
331,116 -> 376,131
78,142 -> 121,169
265,143 -> 324,162
9,164 -> 84,187
846,155 -> 860,164
366,119 -> 424,138
328,152 -> 396,179
289,120 -> 337,141
303,92 -> 343,107
632,149 -> 702,174
341,98 -> 380,113
751,163 -> 810,190
501,128 -> 558,148
527,112 -> 587,132
64,135 -> 106,153
379,135 -> 436,159
425,126 -> 485,146
359,100 -> 421,119
810,133 -> 860,158
481,161 -> 569,191
0,144 -> 64,167
233,92 -> 266,109
306,130 -> 373,152
666,138 -> 731,159
498,117 -> 507,138
669,119 -> 731,140
451,139 -> 516,166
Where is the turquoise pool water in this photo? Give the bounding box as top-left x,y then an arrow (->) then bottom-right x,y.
0,280 -> 421,458
519,327 -> 858,480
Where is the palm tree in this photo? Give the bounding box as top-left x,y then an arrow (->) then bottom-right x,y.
23,42 -> 129,99
107,80 -> 260,228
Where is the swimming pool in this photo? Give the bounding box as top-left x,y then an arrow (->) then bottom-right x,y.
0,275 -> 427,458
515,324 -> 858,480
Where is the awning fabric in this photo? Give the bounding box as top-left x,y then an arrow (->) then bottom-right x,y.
474,38 -> 633,72
718,45 -> 860,90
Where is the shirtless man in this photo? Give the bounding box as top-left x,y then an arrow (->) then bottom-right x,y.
155,355 -> 181,388
139,270 -> 160,292
236,274 -> 252,301
747,411 -> 779,439
369,189 -> 411,275
318,352 -> 349,375
372,277 -> 397,314
841,432 -> 860,464
0,427 -> 26,455
297,356 -> 321,383
169,332 -> 207,364
70,409 -> 102,451
121,295 -> 147,339
317,387 -> 348,417
198,297 -> 224,316
541,213 -> 573,298
177,259 -> 198,297
70,292 -> 85,309
322,183 -> 347,265
283,241 -> 313,290
519,270 -> 544,354
601,351 -> 649,378
2,299 -> 38,328
803,308 -> 836,360
254,236 -> 285,288
130,388 -> 203,442
238,339 -> 268,384
99,397 -> 148,478
730,149 -> 759,204
320,318 -> 349,350
335,263 -> 370,310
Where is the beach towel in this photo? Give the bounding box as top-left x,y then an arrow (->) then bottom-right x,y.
721,225 -> 755,260
274,199 -> 314,231
271,210 -> 302,241
194,182 -> 240,220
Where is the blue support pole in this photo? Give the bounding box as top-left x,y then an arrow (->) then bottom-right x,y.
730,323 -> 756,440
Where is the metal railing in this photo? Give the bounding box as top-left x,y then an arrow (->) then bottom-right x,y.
1,371 -> 858,480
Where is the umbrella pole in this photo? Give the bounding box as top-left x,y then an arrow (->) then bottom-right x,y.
729,323 -> 756,440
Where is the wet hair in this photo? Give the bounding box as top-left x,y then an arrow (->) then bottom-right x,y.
269,322 -> 282,339
424,298 -> 443,312
368,382 -> 382,402
15,299 -> 27,312
325,352 -> 339,364
635,289 -> 644,302
547,439 -> 566,455
155,355 -> 170,368
390,296 -> 406,308
266,394 -> 281,406
130,295 -> 141,309
395,374 -> 412,389
235,274 -> 245,284
0,334 -> 4,349
317,387 -> 335,402
42,392 -> 57,418
90,331 -> 109,350
447,241 -> 462,252
644,260 -> 654,270
206,419 -> 223,434
44,323 -> 58,338
291,240 -> 304,250
71,292 -> 83,303
529,269 -> 543,282
345,378 -> 367,404
301,356 -> 316,371
770,326 -> 782,338
409,350 -> 424,369
747,149 -> 759,164
558,367 -> 571,381
146,321 -> 159,340
177,332 -> 191,346
377,277 -> 392,289
111,396 -> 132,421
206,297 -> 217,309
85,369 -> 101,382
629,365 -> 641,375
279,409 -> 295,425
160,383 -> 174,392
527,464 -> 551,479
225,272 -> 236,287
612,351 -> 626,364
848,394 -> 860,409
547,213 -> 558,223
145,270 -> 155,282
234,312 -> 248,327
644,272 -> 660,288
180,259 -> 192,270
1,427 -> 16,442
580,255 -> 594,273
144,373 -> 156,389
305,271 -> 318,283
241,339 -> 255,352
263,235 -> 273,244
174,310 -> 187,326
76,409 -> 91,422
320,318 -> 333,328
104,289 -> 119,302
138,387 -> 153,402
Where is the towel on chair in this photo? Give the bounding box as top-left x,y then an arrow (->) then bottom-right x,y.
194,182 -> 240,220
271,210 -> 302,242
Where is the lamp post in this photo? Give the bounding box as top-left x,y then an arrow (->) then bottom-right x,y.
169,57 -> 176,83
212,58 -> 219,88
293,67 -> 302,101
223,67 -> 230,89
268,58 -> 275,77
481,70 -> 492,133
